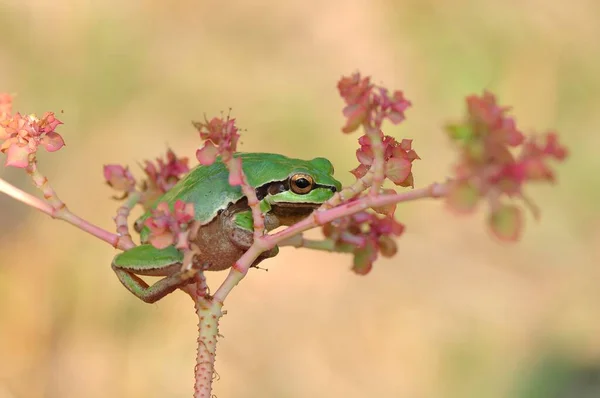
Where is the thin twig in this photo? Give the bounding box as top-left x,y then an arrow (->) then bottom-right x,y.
114,192 -> 141,249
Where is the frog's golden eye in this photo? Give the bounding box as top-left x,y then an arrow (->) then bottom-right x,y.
290,173 -> 314,194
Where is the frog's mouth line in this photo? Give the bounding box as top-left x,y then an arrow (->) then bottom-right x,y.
271,202 -> 320,215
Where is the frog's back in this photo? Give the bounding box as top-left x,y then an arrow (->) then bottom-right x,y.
152,156 -> 241,225
141,152 -> 330,226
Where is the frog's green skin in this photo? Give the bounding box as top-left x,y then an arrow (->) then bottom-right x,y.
112,153 -> 341,303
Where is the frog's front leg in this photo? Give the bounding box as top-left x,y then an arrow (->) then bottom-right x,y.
111,245 -> 202,303
228,210 -> 280,262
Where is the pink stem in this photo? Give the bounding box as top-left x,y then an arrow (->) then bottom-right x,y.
192,294 -> 222,398
367,127 -> 385,196
212,244 -> 265,303
224,156 -> 265,239
239,172 -> 265,239
114,192 -> 140,250
0,176 -> 130,251
322,171 -> 374,210
26,154 -> 67,210
272,181 -> 448,243
0,177 -> 54,215
279,235 -> 355,253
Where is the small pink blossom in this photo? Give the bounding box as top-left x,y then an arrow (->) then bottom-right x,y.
193,115 -> 240,165
323,210 -> 405,275
338,72 -> 411,133
0,111 -> 65,168
103,164 -> 136,192
195,140 -> 219,166
141,148 -> 190,202
144,200 -> 196,250
351,134 -> 420,187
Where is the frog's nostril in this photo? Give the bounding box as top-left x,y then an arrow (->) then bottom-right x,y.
330,186 -> 337,192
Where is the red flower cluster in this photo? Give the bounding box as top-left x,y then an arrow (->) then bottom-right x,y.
193,115 -> 240,166
144,200 -> 195,250
323,211 -> 405,275
0,94 -> 65,168
338,73 -> 411,133
491,133 -> 567,194
103,148 -> 189,206
446,91 -> 568,240
142,148 -> 190,193
351,133 -> 420,187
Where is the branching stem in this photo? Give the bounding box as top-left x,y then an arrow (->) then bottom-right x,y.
114,192 -> 141,249
0,175 -> 133,250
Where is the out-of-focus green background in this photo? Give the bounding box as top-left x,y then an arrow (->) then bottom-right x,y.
0,1 -> 598,397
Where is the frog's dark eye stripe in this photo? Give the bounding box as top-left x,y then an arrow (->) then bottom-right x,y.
267,182 -> 286,196
290,173 -> 314,194
256,181 -> 285,200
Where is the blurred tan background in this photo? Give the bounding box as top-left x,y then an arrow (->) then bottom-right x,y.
0,1 -> 598,397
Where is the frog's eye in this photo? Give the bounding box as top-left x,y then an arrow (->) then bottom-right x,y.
290,173 -> 314,194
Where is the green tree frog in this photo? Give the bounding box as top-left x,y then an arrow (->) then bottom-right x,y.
111,153 -> 342,303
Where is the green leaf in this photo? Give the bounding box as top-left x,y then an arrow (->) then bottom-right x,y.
447,180 -> 480,213
446,123 -> 474,143
352,240 -> 377,275
488,205 -> 523,241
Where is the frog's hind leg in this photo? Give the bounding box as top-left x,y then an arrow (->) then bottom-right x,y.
112,266 -> 197,304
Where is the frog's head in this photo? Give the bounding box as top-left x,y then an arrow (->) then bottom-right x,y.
252,155 -> 342,225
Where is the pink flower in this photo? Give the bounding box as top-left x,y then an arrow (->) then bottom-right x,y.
337,72 -> 411,133
142,148 -> 190,193
103,164 -> 136,192
144,200 -> 195,249
446,91 -> 568,240
351,134 -> 420,187
323,211 -> 405,275
0,111 -> 65,168
193,115 -> 240,165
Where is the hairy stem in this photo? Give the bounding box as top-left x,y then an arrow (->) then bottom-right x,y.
367,127 -> 385,196
239,172 -> 265,240
26,155 -> 66,210
114,192 -> 141,249
193,295 -> 222,398
323,171 -> 374,210
225,157 -> 265,239
212,244 -> 265,303
279,235 -> 355,253
273,181 -> 448,244
0,177 -> 132,250
0,177 -> 53,215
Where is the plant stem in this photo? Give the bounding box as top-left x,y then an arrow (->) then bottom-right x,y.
212,244 -> 265,303
114,192 -> 141,249
226,157 -> 266,240
279,235 -> 355,253
193,294 -> 222,398
273,181 -> 448,244
367,127 -> 385,196
0,176 -> 132,250
26,155 -> 66,210
0,177 -> 54,215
